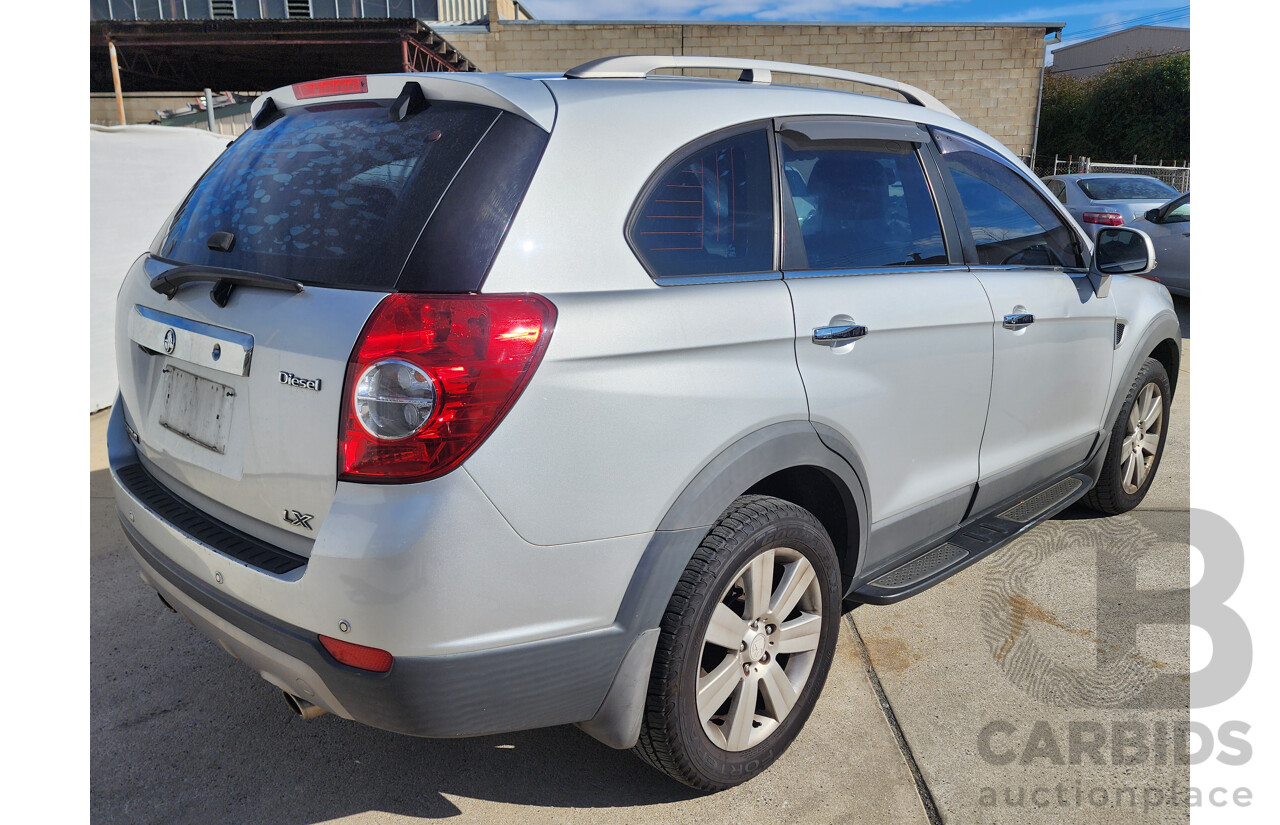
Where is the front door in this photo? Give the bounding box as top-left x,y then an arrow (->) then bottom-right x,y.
931,129 -> 1116,512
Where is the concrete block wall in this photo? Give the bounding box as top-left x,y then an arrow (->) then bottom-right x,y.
442,21 -> 1049,156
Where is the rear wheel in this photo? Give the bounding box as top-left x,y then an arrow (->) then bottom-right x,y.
1082,357 -> 1171,515
633,495 -> 842,790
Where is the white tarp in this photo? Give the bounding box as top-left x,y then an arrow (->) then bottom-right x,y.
90,125 -> 231,412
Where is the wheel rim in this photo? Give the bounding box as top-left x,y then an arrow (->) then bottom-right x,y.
1121,382 -> 1164,494
696,546 -> 823,752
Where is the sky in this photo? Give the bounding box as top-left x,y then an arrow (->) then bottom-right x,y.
520,1 -> 1191,60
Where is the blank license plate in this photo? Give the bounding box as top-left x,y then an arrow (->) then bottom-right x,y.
158,366 -> 235,454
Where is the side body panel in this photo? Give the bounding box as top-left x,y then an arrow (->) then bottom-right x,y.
968,269 -> 1116,510
461,282 -> 809,546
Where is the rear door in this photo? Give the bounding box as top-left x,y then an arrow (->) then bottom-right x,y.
778,118 -> 994,565
115,86 -> 548,549
930,129 -> 1115,512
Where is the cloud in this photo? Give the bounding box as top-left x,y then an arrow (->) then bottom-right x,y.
522,0 -> 960,22
992,0 -> 1169,24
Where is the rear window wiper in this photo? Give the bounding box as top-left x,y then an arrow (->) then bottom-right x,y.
149,264 -> 304,308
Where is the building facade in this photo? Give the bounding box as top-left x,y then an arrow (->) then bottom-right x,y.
1050,25 -> 1189,79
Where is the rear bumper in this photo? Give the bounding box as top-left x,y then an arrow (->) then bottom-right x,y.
122,516 -> 633,737
106,400 -> 653,738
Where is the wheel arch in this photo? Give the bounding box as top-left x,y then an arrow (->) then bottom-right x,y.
1105,310 -> 1181,434
1150,335 -> 1181,395
649,420 -> 870,599
578,420 -> 870,750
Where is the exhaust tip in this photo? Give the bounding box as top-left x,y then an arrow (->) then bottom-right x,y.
282,691 -> 328,720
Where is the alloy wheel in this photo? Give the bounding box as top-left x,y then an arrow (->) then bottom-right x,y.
1121,382 -> 1164,494
695,546 -> 824,752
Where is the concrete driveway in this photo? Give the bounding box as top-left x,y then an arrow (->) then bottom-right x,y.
90,298 -> 1189,824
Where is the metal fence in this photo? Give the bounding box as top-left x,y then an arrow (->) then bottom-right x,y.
1027,156 -> 1190,192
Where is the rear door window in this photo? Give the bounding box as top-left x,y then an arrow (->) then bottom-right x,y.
160,100 -> 508,291
934,130 -> 1084,269
779,135 -> 946,270
629,129 -> 775,280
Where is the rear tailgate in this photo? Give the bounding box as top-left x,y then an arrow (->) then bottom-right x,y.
113,76 -> 551,552
117,271 -> 383,550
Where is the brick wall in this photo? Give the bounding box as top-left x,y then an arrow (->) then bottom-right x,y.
442,21 -> 1050,156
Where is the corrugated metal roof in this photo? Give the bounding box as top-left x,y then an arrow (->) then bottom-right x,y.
438,0 -> 488,24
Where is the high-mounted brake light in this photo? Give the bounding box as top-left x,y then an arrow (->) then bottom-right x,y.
339,293 -> 557,483
319,635 -> 394,673
1082,211 -> 1124,226
292,76 -> 369,100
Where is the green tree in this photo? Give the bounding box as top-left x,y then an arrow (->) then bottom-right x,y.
1038,51 -> 1189,163
1038,70 -> 1093,158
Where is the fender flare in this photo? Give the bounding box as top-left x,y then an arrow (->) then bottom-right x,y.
578,420 -> 870,749
1106,310 -> 1181,433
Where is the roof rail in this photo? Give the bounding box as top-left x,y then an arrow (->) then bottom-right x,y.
564,55 -> 957,118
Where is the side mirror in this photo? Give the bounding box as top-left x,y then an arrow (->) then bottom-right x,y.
1145,208 -> 1160,222
1088,226 -> 1156,298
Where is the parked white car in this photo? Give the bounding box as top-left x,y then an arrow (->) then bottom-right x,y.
109,56 -> 1180,790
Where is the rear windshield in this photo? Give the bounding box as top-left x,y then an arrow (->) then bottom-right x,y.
159,99 -> 532,291
1076,177 -> 1177,201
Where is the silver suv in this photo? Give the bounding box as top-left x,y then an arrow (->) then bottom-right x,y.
109,56 -> 1180,790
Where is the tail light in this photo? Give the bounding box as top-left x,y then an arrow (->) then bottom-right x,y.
319,635 -> 394,672
1082,211 -> 1124,226
339,293 -> 556,483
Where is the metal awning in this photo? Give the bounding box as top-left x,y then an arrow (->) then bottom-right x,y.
91,18 -> 477,93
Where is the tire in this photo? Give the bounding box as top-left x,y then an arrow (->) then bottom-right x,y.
633,495 -> 842,790
1081,357 -> 1172,515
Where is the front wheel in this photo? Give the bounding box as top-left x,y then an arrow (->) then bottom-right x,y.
633,495 -> 842,790
1082,357 -> 1172,515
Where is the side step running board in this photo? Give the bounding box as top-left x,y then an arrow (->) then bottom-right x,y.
850,475 -> 1089,605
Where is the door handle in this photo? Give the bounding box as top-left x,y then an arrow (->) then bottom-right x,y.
1002,313 -> 1035,330
812,323 -> 869,345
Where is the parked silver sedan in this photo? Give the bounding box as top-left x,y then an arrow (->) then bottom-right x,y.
1129,192 -> 1190,296
1042,173 -> 1180,240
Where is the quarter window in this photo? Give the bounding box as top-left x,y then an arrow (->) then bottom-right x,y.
630,130 -> 774,280
780,136 -> 947,270
935,132 -> 1083,269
